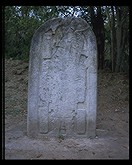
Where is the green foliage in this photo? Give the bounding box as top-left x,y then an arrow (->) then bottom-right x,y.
4,6 -> 55,60
4,6 -> 129,73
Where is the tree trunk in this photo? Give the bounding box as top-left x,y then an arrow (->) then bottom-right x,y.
97,6 -> 105,70
111,6 -> 116,72
90,6 -> 105,70
115,6 -> 124,72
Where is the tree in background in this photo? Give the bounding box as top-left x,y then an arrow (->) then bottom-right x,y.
115,6 -> 129,72
4,6 -> 129,73
90,6 -> 105,70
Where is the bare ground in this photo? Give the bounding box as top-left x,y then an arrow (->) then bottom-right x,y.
4,58 -> 129,160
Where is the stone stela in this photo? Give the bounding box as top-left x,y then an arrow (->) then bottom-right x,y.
27,17 -> 97,139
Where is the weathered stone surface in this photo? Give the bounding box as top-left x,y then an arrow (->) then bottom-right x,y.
27,17 -> 97,139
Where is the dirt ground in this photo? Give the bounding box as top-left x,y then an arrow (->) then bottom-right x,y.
4,58 -> 129,160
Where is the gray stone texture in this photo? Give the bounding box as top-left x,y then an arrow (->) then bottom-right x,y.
27,17 -> 97,139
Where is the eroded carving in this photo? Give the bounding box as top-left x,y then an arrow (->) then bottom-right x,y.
27,17 -> 97,138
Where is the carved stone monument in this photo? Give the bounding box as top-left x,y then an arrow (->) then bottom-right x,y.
27,17 -> 97,139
